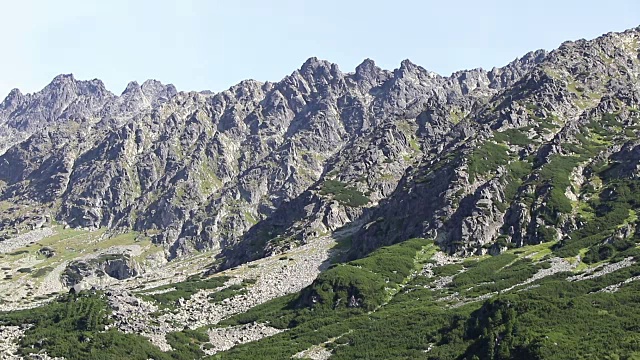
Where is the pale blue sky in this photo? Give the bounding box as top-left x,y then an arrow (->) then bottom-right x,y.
1,0 -> 639,97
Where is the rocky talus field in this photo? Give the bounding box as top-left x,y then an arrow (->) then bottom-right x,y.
1,26 -> 640,359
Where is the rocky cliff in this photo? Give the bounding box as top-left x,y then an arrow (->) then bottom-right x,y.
1,26 -> 639,270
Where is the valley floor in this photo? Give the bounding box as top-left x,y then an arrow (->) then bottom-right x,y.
1,225 -> 640,359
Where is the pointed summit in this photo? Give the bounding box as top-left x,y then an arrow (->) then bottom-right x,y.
140,79 -> 177,100
78,78 -> 110,97
355,58 -> 379,79
301,56 -> 322,70
50,73 -> 76,84
0,88 -> 25,110
122,81 -> 141,96
299,57 -> 338,74
7,88 -> 23,98
42,74 -> 78,95
399,59 -> 417,71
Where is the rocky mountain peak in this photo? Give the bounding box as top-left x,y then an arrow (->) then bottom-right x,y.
0,25 -> 639,270
40,73 -> 113,101
141,79 -> 177,97
2,24 -> 640,359
0,88 -> 25,111
353,58 -> 391,87
393,59 -> 436,83
298,57 -> 341,82
49,73 -> 76,84
300,56 -> 330,70
41,73 -> 78,97
122,81 -> 142,95
355,58 -> 377,75
77,78 -> 111,97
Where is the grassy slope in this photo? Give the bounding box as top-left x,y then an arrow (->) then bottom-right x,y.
1,231 -> 639,359
210,231 -> 640,360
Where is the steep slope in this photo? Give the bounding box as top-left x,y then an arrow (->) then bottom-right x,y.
1,25 -> 640,360
0,24 -> 637,287
345,26 -> 640,258
0,51 -> 545,260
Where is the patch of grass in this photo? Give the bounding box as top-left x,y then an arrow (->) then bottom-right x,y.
408,138 -> 421,152
208,284 -> 249,303
554,180 -> 640,258
32,266 -> 54,278
302,239 -> 435,311
536,155 -> 581,223
461,258 -> 544,297
166,329 -> 209,359
348,238 -> 433,285
497,160 -> 533,213
138,274 -> 230,308
0,292 -> 174,360
216,293 -> 299,329
451,253 -> 518,289
95,232 -> 139,248
300,264 -> 388,311
432,263 -> 464,277
8,250 -> 29,256
198,161 -> 223,196
320,180 -> 370,207
493,128 -> 531,146
244,212 -> 258,225
506,241 -> 555,261
468,142 -> 510,182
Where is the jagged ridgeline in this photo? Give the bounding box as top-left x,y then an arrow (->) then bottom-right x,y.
0,32 -> 547,262
1,24 -> 640,359
2,27 -> 640,267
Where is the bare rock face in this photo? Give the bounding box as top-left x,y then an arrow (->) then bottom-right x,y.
62,254 -> 140,287
347,27 -> 640,258
1,26 -> 640,267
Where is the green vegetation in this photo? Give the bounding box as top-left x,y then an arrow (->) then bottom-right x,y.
553,179 -> 640,259
497,160 -> 533,213
244,212 -> 258,225
521,111 -> 639,241
301,238 -> 434,311
348,238 -> 432,284
458,258 -> 546,297
166,329 -> 210,359
450,253 -> 517,289
208,279 -> 256,303
198,162 -> 223,196
220,238 -> 434,329
535,155 -> 581,223
0,291 -> 218,360
320,180 -> 370,207
138,274 -> 230,308
468,142 -> 510,182
32,266 -> 54,278
0,292 -> 172,360
216,293 -> 299,329
408,138 -> 421,152
8,250 -> 29,256
304,264 -> 388,311
432,263 -> 464,277
522,103 -> 560,133
213,238 -> 640,360
564,114 -> 623,161
493,128 -> 531,146
5,233 -> 640,360
449,107 -> 466,124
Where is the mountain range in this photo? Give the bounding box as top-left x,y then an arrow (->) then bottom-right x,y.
0,25 -> 639,360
